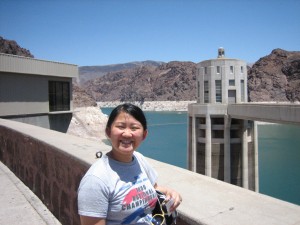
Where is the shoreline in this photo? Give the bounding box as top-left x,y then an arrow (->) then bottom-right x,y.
96,101 -> 278,125
97,101 -> 196,111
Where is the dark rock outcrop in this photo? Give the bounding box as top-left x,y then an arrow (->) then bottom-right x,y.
0,36 -> 34,58
248,49 -> 300,102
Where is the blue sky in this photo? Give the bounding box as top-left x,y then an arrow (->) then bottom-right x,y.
1,0 -> 299,66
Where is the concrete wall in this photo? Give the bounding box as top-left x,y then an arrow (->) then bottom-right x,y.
0,53 -> 77,78
0,119 -> 89,225
0,73 -> 73,132
0,53 -> 77,132
0,72 -> 73,116
1,119 -> 300,225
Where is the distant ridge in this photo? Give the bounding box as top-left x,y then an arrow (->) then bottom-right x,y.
83,61 -> 197,102
78,60 -> 165,84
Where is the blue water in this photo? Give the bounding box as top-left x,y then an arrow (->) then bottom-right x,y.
139,111 -> 188,168
101,108 -> 188,168
101,108 -> 300,205
258,124 -> 300,205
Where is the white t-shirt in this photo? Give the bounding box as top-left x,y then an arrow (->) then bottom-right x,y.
78,151 -> 158,224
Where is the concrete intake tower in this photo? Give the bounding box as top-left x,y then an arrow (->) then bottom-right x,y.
188,48 -> 258,191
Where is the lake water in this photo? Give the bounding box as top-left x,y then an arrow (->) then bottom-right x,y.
101,108 -> 300,205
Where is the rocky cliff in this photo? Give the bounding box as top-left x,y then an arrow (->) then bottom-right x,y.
83,61 -> 197,102
79,61 -> 164,85
72,82 -> 98,108
248,49 -> 300,102
0,36 -> 34,58
67,107 -> 108,143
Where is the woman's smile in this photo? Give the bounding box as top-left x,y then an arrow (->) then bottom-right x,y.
106,112 -> 148,162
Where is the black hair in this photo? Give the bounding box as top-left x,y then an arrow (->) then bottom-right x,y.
106,103 -> 147,130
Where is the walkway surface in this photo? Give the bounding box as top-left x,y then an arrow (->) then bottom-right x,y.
0,161 -> 61,225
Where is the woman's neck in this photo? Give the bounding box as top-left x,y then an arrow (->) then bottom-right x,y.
107,150 -> 133,163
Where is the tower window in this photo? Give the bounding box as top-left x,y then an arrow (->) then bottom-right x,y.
230,66 -> 234,73
204,81 -> 209,103
241,66 -> 244,73
229,80 -> 235,86
217,66 -> 220,74
204,67 -> 207,74
215,80 -> 222,103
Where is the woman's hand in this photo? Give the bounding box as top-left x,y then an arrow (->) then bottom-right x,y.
154,183 -> 182,212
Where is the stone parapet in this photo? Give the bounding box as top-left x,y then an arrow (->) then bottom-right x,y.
0,119 -> 107,225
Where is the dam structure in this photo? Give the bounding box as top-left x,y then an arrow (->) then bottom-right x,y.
1,51 -> 300,224
188,48 -> 258,191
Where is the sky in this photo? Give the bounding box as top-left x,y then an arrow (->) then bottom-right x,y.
0,0 -> 299,66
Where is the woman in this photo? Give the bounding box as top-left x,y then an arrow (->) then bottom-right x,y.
78,103 -> 182,225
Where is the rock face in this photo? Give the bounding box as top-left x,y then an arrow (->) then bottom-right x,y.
0,36 -> 34,57
72,82 -> 97,108
67,107 -> 108,143
248,49 -> 300,102
79,61 -> 164,85
83,61 -> 197,102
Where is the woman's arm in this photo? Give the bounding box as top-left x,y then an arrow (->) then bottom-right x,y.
80,216 -> 106,225
154,183 -> 182,212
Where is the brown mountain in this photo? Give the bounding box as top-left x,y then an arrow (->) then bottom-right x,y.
248,48 -> 300,102
81,49 -> 300,103
83,61 -> 197,102
78,61 -> 164,85
0,36 -> 34,58
72,82 -> 97,108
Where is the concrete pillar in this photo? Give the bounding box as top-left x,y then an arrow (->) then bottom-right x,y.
242,120 -> 249,189
205,113 -> 212,177
224,115 -> 231,183
191,115 -> 197,172
253,121 -> 259,192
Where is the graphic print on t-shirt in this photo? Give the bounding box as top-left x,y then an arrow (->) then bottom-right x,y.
121,174 -> 157,224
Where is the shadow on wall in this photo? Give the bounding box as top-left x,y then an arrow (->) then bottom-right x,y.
0,124 -> 88,225
49,113 -> 72,133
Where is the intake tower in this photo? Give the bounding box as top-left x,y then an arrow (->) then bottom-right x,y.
188,48 -> 258,191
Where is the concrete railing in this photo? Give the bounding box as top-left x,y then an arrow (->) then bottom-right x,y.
228,103 -> 300,125
0,118 -> 300,225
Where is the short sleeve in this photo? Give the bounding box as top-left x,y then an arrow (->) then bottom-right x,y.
135,152 -> 158,185
77,174 -> 110,218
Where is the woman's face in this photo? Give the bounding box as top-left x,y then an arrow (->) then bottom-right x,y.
106,111 -> 147,161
